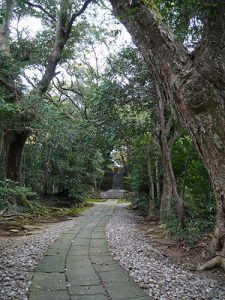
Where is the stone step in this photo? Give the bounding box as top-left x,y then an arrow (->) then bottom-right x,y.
100,189 -> 126,199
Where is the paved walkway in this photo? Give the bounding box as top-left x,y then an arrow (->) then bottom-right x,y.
29,201 -> 151,300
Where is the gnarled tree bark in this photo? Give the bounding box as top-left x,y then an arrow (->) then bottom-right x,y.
4,129 -> 31,183
158,86 -> 184,225
110,0 -> 225,264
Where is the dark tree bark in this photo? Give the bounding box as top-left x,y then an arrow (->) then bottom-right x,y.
110,0 -> 225,260
4,129 -> 30,182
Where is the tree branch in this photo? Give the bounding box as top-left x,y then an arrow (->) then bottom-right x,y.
23,1 -> 56,21
0,77 -> 22,101
66,0 -> 93,38
110,0 -> 190,85
44,93 -> 75,122
37,0 -> 93,94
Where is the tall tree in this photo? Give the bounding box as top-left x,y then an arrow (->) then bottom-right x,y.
109,0 -> 225,266
0,0 -> 94,184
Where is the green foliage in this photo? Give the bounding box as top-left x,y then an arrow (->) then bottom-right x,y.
154,0 -> 203,47
0,99 -> 17,116
0,180 -> 37,210
129,134 -> 150,194
172,134 -> 214,210
24,100 -> 105,204
164,196 -> 216,245
0,53 -> 21,104
130,193 -> 149,216
126,7 -> 141,20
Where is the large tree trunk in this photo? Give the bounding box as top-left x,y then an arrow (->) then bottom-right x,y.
2,129 -> 30,183
110,1 -> 225,255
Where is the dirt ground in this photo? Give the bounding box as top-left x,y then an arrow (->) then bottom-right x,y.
136,219 -> 225,282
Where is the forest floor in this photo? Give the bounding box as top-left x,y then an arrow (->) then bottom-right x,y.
0,201 -> 92,241
136,217 -> 225,281
1,200 -> 225,300
0,206 -> 220,280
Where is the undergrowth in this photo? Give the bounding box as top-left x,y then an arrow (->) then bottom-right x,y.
164,197 -> 216,245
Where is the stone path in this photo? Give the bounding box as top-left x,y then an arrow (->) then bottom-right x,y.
29,201 -> 151,300
100,189 -> 126,199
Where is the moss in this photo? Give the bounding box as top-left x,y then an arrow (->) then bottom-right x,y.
52,207 -> 86,218
118,198 -> 131,204
19,196 -> 34,209
0,202 -> 91,233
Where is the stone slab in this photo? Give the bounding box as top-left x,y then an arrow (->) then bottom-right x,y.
90,247 -> 110,256
104,282 -> 148,300
72,239 -> 90,246
67,273 -> 101,286
66,256 -> 92,268
68,284 -> 105,295
71,295 -> 108,300
66,266 -> 95,275
91,232 -> 106,239
100,189 -> 126,199
90,255 -> 114,264
35,255 -> 65,273
99,270 -> 130,283
93,262 -> 121,273
29,290 -> 69,300
69,248 -> 89,256
30,272 -> 66,292
90,239 -> 107,247
92,227 -> 105,233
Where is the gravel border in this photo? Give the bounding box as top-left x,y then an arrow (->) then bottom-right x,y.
0,212 -> 90,300
106,205 -> 225,300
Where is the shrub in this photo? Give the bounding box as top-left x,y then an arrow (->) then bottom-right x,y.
164,197 -> 216,245
130,193 -> 149,216
0,180 -> 37,210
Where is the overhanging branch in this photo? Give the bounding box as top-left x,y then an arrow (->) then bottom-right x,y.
23,1 -> 56,21
37,0 -> 93,95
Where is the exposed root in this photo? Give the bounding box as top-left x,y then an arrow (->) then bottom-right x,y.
197,256 -> 225,271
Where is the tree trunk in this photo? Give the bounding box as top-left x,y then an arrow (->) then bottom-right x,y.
155,160 -> 161,200
147,136 -> 156,219
110,0 -> 225,255
160,162 -> 172,220
4,129 -> 30,183
158,84 -> 185,225
0,0 -> 14,54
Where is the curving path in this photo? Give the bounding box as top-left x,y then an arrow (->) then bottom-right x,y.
29,200 -> 151,300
